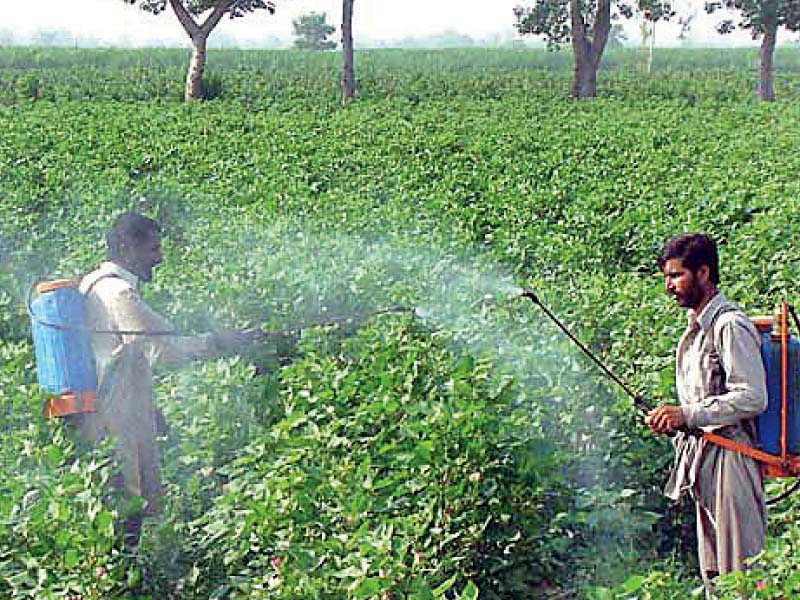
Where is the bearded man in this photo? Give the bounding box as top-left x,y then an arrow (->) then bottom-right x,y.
647,232 -> 767,597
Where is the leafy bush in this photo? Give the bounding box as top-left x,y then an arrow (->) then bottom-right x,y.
0,342 -> 130,599
174,323 -> 568,598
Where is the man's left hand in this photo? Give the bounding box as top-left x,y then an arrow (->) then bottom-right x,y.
645,405 -> 686,435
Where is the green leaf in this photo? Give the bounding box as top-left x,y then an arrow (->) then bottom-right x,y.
353,577 -> 382,598
458,581 -> 479,600
46,445 -> 64,466
63,549 -> 79,569
432,575 -> 457,596
618,575 -> 644,594
94,509 -> 114,531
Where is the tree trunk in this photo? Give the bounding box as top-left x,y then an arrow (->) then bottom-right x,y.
341,0 -> 355,105
168,0 -> 231,103
569,0 -> 610,99
185,35 -> 208,102
571,48 -> 598,98
759,22 -> 777,102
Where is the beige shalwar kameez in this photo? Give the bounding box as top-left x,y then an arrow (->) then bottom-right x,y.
78,262 -> 219,516
663,292 -> 767,595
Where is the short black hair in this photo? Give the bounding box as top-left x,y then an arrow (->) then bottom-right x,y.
107,212 -> 161,260
657,233 -> 720,285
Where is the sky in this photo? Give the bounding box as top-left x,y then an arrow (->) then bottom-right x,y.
2,0 -> 779,47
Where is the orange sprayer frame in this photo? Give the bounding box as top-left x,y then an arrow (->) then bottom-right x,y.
704,302 -> 800,478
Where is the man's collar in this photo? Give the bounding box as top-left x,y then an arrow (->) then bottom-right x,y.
690,292 -> 727,332
100,261 -> 139,289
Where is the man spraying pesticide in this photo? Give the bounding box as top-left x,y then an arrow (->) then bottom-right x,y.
28,212 -> 413,548
649,233 -> 767,597
515,233 -> 789,597
30,212 -> 266,547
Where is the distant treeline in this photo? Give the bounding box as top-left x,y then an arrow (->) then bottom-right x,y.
1,47 -> 799,105
0,27 -> 544,51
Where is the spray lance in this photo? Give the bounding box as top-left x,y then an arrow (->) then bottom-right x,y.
518,288 -> 651,413
208,306 -> 416,346
516,288 -> 703,437
27,277 -> 414,418
260,304 -> 415,337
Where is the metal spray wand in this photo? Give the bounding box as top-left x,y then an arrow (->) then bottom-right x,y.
517,288 -> 707,437
517,288 -> 653,415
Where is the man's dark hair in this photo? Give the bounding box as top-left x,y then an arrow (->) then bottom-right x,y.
107,212 -> 161,260
657,233 -> 720,285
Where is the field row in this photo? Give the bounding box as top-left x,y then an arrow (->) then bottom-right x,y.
1,47 -> 800,104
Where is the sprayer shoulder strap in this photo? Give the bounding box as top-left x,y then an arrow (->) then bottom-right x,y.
81,273 -> 177,337
705,302 -> 759,443
81,273 -> 125,342
706,304 -> 738,357
704,302 -> 746,395
81,273 -> 122,298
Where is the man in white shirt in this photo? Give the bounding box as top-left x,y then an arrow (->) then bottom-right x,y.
77,212 -> 263,546
647,233 -> 767,597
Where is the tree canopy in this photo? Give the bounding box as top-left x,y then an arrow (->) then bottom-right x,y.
513,0 -> 673,49
705,0 -> 800,36
127,0 -> 275,18
293,12 -> 337,51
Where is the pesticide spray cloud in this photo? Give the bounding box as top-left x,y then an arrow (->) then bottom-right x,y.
154,205 -> 623,468
3,199 -> 633,550
2,197 -> 627,471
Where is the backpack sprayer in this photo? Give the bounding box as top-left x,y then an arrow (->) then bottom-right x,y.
27,277 -> 412,420
517,288 -> 800,501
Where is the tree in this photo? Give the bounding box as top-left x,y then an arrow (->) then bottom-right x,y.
643,10 -> 656,73
514,1 -> 673,98
292,12 -> 337,51
123,0 -> 276,102
706,0 -> 800,101
341,1 -> 356,104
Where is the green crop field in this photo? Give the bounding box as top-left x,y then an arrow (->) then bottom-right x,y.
2,47 -> 800,599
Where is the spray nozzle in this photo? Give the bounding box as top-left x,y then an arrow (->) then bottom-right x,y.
518,288 -> 540,304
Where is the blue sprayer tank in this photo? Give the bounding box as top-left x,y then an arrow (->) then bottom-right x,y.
28,279 -> 97,418
754,317 -> 800,455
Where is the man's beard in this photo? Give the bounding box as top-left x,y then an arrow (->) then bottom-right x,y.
673,279 -> 705,309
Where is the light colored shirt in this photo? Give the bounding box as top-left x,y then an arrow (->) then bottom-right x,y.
665,291 -> 767,501
665,292 -> 767,576
79,261 -> 218,386
676,292 -> 767,431
77,261 -> 220,512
